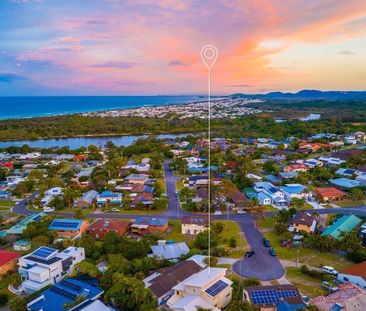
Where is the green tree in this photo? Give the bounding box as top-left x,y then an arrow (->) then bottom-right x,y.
194,230 -> 219,250
8,296 -> 26,311
71,261 -> 101,278
104,273 -> 157,311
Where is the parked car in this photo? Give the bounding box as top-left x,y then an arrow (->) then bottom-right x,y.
280,240 -> 291,247
111,208 -> 120,212
263,238 -> 271,247
237,210 -> 246,214
269,248 -> 277,256
245,250 -> 255,258
322,281 -> 339,293
322,266 -> 338,276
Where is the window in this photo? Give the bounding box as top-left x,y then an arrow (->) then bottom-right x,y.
343,277 -> 349,281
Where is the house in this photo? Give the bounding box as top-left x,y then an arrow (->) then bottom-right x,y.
48,218 -> 89,238
96,191 -> 122,206
6,213 -> 45,235
124,173 -> 149,184
288,211 -> 317,234
0,190 -> 11,199
315,187 -> 347,201
243,284 -> 305,311
187,175 -> 208,189
228,187 -> 250,210
335,168 -> 357,177
131,217 -> 168,234
26,277 -> 104,311
13,239 -> 31,251
181,216 -> 208,235
310,282 -> 366,311
73,154 -> 88,162
167,267 -> 233,311
281,184 -> 310,201
144,260 -> 203,306
149,242 -> 190,261
318,156 -> 346,166
0,250 -> 19,277
337,261 -> 366,290
254,182 -> 287,207
18,246 -> 85,293
87,219 -> 131,239
321,215 -> 362,240
329,177 -> 361,189
77,190 -> 98,209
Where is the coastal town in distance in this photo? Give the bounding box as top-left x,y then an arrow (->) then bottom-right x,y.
1,1 -> 366,311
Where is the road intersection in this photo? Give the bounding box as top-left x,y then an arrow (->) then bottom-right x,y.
11,160 -> 366,281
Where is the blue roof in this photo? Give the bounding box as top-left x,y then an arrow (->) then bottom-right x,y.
265,174 -> 281,183
322,215 -> 362,240
48,219 -> 83,231
277,301 -> 306,311
27,278 -> 103,311
6,212 -> 46,235
282,184 -> 306,194
133,217 -> 167,227
143,186 -> 154,193
329,178 -> 360,189
14,239 -> 31,246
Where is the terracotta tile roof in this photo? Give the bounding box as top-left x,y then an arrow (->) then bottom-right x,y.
148,260 -> 202,298
88,219 -> 131,232
341,261 -> 366,280
310,282 -> 366,311
315,187 -> 347,198
0,250 -> 19,267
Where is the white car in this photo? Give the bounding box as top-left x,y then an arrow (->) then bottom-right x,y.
111,208 -> 120,212
322,266 -> 338,276
214,211 -> 222,215
237,210 -> 246,214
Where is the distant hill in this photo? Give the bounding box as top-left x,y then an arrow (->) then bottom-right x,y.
230,90 -> 366,100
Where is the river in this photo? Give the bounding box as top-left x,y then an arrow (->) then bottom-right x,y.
0,133 -> 195,149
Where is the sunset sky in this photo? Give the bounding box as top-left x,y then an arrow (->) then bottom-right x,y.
1,0 -> 366,95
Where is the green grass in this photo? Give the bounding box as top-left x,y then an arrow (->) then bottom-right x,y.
216,220 -> 249,258
165,220 -> 249,258
0,273 -> 19,297
165,220 -> 194,246
286,267 -> 326,297
0,200 -> 14,210
264,205 -> 278,211
257,216 -> 276,229
337,200 -> 366,208
263,231 -> 353,270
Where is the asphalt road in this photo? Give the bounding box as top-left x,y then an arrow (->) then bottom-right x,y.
10,163 -> 366,281
232,216 -> 285,281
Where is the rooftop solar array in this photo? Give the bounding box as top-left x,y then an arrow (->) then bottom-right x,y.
205,280 -> 228,297
32,246 -> 58,260
250,289 -> 298,305
50,221 -> 79,229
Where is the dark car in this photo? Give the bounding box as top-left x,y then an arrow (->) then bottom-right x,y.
280,239 -> 291,247
269,248 -> 277,256
245,250 -> 255,258
263,238 -> 271,247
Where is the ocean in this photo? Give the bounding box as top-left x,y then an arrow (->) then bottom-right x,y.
0,95 -> 207,120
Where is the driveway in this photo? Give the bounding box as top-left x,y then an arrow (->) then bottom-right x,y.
232,217 -> 285,281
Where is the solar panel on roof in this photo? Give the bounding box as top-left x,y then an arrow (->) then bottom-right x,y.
205,280 -> 228,297
51,221 -> 79,228
250,289 -> 298,305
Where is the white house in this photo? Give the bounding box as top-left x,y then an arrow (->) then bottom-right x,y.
167,267 -> 233,311
18,246 -> 85,294
148,242 -> 190,262
337,261 -> 366,290
254,182 -> 287,207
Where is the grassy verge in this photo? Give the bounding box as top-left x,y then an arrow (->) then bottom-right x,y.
337,200 -> 366,208
263,231 -> 353,270
257,216 -> 276,229
286,267 -> 326,297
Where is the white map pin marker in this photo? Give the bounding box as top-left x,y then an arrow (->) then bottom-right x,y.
201,44 -> 218,70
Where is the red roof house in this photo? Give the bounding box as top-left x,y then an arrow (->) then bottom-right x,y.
0,250 -> 19,276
